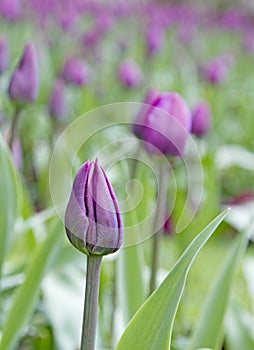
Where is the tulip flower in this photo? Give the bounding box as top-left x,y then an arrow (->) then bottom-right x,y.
0,37 -> 9,74
191,101 -> 212,136
65,159 -> 124,350
0,0 -> 22,21
62,57 -> 91,86
65,159 -> 123,256
133,91 -> 192,157
8,43 -> 39,103
118,60 -> 143,88
48,79 -> 66,120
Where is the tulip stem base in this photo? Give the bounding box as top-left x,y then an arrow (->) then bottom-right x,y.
81,255 -> 103,350
149,162 -> 169,295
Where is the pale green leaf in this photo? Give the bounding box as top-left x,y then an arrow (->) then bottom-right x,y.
116,210 -> 229,350
0,133 -> 20,279
187,230 -> 247,350
0,221 -> 63,350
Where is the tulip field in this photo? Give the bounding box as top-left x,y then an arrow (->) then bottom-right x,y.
1,1 -> 254,349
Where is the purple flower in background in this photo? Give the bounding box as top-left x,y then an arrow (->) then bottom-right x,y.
133,89 -> 160,139
118,60 -> 143,88
200,55 -> 233,85
133,91 -> 192,157
8,43 -> 39,103
65,159 -> 123,256
0,37 -> 9,74
0,0 -> 22,21
62,57 -> 91,86
191,101 -> 212,136
146,25 -> 165,56
48,79 -> 66,120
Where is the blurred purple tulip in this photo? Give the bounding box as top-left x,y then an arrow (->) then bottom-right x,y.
8,43 -> 39,103
191,101 -> 212,136
48,79 -> 66,120
200,56 -> 232,85
0,0 -> 22,21
62,57 -> 91,86
65,159 -> 123,256
146,25 -> 165,56
133,91 -> 192,157
118,60 -> 143,88
0,37 -> 9,74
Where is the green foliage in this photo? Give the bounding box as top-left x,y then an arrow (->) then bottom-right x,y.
116,210 -> 229,350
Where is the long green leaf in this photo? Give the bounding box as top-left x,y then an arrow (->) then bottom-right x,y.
0,133 -> 20,280
0,221 -> 63,350
188,230 -> 247,350
116,210 -> 229,350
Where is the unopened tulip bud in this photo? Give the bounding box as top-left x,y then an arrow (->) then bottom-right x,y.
191,101 -> 212,136
133,91 -> 192,157
62,57 -> 91,86
8,43 -> 39,103
65,159 -> 123,256
118,60 -> 143,88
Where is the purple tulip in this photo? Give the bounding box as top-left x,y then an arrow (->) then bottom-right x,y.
8,43 -> 39,103
118,60 -> 143,88
48,79 -> 66,120
0,0 -> 22,21
191,101 -> 212,136
62,57 -> 91,86
132,89 -> 160,139
0,37 -> 9,74
200,55 -> 232,85
146,25 -> 165,56
65,159 -> 123,256
133,91 -> 192,157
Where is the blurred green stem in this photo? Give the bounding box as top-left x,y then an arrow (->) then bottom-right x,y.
8,108 -> 21,149
149,161 -> 169,295
81,255 -> 103,350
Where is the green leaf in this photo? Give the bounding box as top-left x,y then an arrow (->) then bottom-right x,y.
225,301 -> 254,350
0,133 -> 20,280
187,230 -> 247,350
0,221 -> 63,350
116,210 -> 229,350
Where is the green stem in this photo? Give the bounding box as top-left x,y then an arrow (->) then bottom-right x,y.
81,255 -> 103,350
149,161 -> 169,295
8,108 -> 21,149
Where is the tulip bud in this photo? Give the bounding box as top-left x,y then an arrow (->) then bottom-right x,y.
191,101 -> 212,136
8,43 -> 39,103
65,159 -> 123,256
0,37 -> 9,74
118,60 -> 143,88
0,0 -> 22,21
133,91 -> 192,157
62,57 -> 91,86
48,79 -> 66,120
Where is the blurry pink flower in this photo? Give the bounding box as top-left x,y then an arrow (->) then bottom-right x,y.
62,57 -> 91,86
191,101 -> 212,136
0,0 -> 22,21
8,43 -> 39,103
200,55 -> 233,85
118,60 -> 143,88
